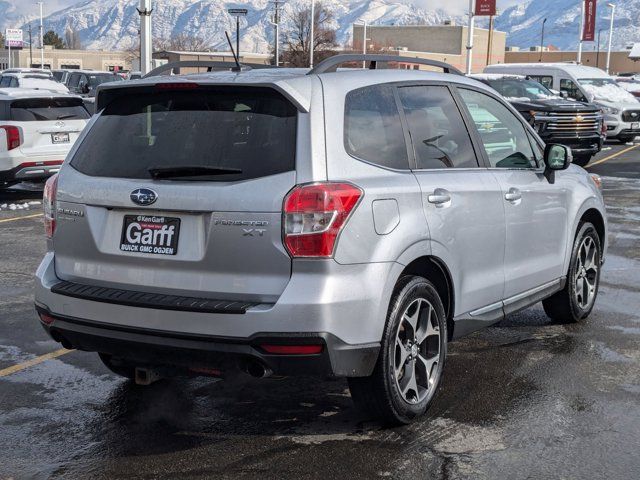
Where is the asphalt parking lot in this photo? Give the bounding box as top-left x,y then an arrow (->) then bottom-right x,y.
1,142 -> 639,479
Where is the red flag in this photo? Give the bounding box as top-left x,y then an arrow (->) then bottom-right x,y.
582,0 -> 597,41
475,0 -> 496,16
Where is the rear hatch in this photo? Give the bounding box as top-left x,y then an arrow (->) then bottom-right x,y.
55,85 -> 299,303
10,96 -> 89,157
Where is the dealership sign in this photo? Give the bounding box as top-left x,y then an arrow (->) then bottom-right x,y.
5,28 -> 24,49
474,0 -> 496,16
582,0 -> 597,41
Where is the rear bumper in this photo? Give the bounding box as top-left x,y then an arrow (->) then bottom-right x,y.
35,253 -> 399,377
36,305 -> 379,377
0,159 -> 63,184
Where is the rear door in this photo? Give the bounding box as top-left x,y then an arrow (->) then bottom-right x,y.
9,97 -> 89,157
398,84 -> 506,316
457,87 -> 569,300
55,85 -> 300,303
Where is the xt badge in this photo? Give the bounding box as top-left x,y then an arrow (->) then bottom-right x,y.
243,228 -> 266,237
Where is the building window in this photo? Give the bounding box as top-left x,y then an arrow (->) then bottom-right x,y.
107,65 -> 124,72
60,64 -> 81,69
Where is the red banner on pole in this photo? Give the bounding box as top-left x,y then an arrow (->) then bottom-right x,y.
582,0 -> 597,41
475,0 -> 496,16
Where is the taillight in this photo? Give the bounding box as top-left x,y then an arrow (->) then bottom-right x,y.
43,173 -> 58,239
283,182 -> 363,258
260,344 -> 323,355
0,125 -> 21,150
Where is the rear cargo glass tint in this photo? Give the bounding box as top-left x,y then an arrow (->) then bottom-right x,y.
70,87 -> 297,181
10,97 -> 90,121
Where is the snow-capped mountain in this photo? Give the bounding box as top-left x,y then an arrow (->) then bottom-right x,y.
16,0 -> 458,52
495,0 -> 640,51
8,0 -> 640,53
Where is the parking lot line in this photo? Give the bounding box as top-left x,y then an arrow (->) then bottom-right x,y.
0,348 -> 73,378
587,144 -> 640,168
0,213 -> 43,224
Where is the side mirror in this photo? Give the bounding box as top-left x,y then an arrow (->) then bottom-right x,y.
544,144 -> 572,183
559,90 -> 569,99
81,83 -> 90,94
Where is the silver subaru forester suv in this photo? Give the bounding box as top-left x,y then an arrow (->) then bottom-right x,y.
35,55 -> 607,424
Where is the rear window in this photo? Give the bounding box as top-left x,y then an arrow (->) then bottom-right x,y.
10,98 -> 90,121
70,87 -> 298,181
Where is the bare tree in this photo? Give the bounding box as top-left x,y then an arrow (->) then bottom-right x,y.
283,2 -> 337,67
153,34 -> 209,52
64,27 -> 82,50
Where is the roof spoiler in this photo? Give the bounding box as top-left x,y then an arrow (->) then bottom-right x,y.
308,54 -> 464,76
143,60 -> 275,78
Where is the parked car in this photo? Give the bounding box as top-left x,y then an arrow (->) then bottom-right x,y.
470,74 -> 604,166
34,55 -> 607,424
0,73 -> 70,94
0,89 -> 90,189
1,68 -> 54,79
484,63 -> 640,143
66,70 -> 124,97
615,77 -> 640,98
52,69 -> 75,84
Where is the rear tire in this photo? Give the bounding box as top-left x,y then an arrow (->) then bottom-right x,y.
542,222 -> 601,323
98,353 -> 136,380
572,154 -> 592,167
348,276 -> 447,425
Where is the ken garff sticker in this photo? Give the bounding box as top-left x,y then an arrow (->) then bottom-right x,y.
130,188 -> 158,206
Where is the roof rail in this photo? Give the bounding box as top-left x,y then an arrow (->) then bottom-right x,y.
308,54 -> 463,76
143,60 -> 274,78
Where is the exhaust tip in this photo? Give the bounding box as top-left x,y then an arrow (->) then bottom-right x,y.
241,360 -> 273,379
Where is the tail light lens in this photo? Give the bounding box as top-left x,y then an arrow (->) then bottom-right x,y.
283,182 -> 363,258
0,125 -> 21,150
43,173 -> 59,239
260,344 -> 323,355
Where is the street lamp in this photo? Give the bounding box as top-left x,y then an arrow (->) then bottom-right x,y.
606,3 -> 616,74
309,0 -> 315,68
354,20 -> 368,68
596,28 -> 604,68
539,18 -> 547,62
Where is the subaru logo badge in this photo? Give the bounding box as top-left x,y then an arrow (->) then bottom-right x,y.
130,188 -> 157,206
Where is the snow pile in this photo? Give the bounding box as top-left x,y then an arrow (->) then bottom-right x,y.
0,201 -> 40,211
581,83 -> 639,104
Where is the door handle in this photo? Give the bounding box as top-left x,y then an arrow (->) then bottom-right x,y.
428,188 -> 451,205
504,188 -> 522,202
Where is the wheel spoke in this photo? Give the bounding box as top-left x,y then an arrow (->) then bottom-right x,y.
416,353 -> 438,386
416,304 -> 437,344
402,299 -> 422,337
395,337 -> 408,376
400,360 -> 418,401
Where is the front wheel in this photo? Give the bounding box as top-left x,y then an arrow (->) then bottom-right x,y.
543,222 -> 602,323
348,276 -> 447,425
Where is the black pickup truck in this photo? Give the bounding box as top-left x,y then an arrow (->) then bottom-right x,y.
471,74 -> 605,167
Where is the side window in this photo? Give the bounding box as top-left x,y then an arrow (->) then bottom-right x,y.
527,131 -> 544,164
529,75 -> 553,90
398,85 -> 478,169
560,79 -> 587,102
68,73 -> 80,88
10,78 -> 19,88
458,88 -> 537,169
344,84 -> 409,170
0,76 -> 11,87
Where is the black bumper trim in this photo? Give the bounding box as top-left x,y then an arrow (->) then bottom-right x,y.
51,280 -> 259,314
35,306 -> 380,377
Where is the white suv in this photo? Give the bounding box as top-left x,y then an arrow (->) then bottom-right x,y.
0,89 -> 90,189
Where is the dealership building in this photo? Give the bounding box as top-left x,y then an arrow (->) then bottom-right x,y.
0,45 -> 132,71
352,24 -> 506,72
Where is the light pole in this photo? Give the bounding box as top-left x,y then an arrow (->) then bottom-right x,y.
38,2 -> 44,68
137,0 -> 153,75
465,0 -> 475,74
577,0 -> 585,64
355,20 -> 367,68
606,3 -> 616,74
309,0 -> 315,68
539,18 -> 547,62
596,28 -> 604,68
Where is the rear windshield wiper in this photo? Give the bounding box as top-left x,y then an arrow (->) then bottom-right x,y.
56,113 -> 78,120
148,165 -> 242,180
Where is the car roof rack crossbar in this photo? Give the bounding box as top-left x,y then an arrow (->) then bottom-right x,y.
143,60 -> 274,78
308,54 -> 464,76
